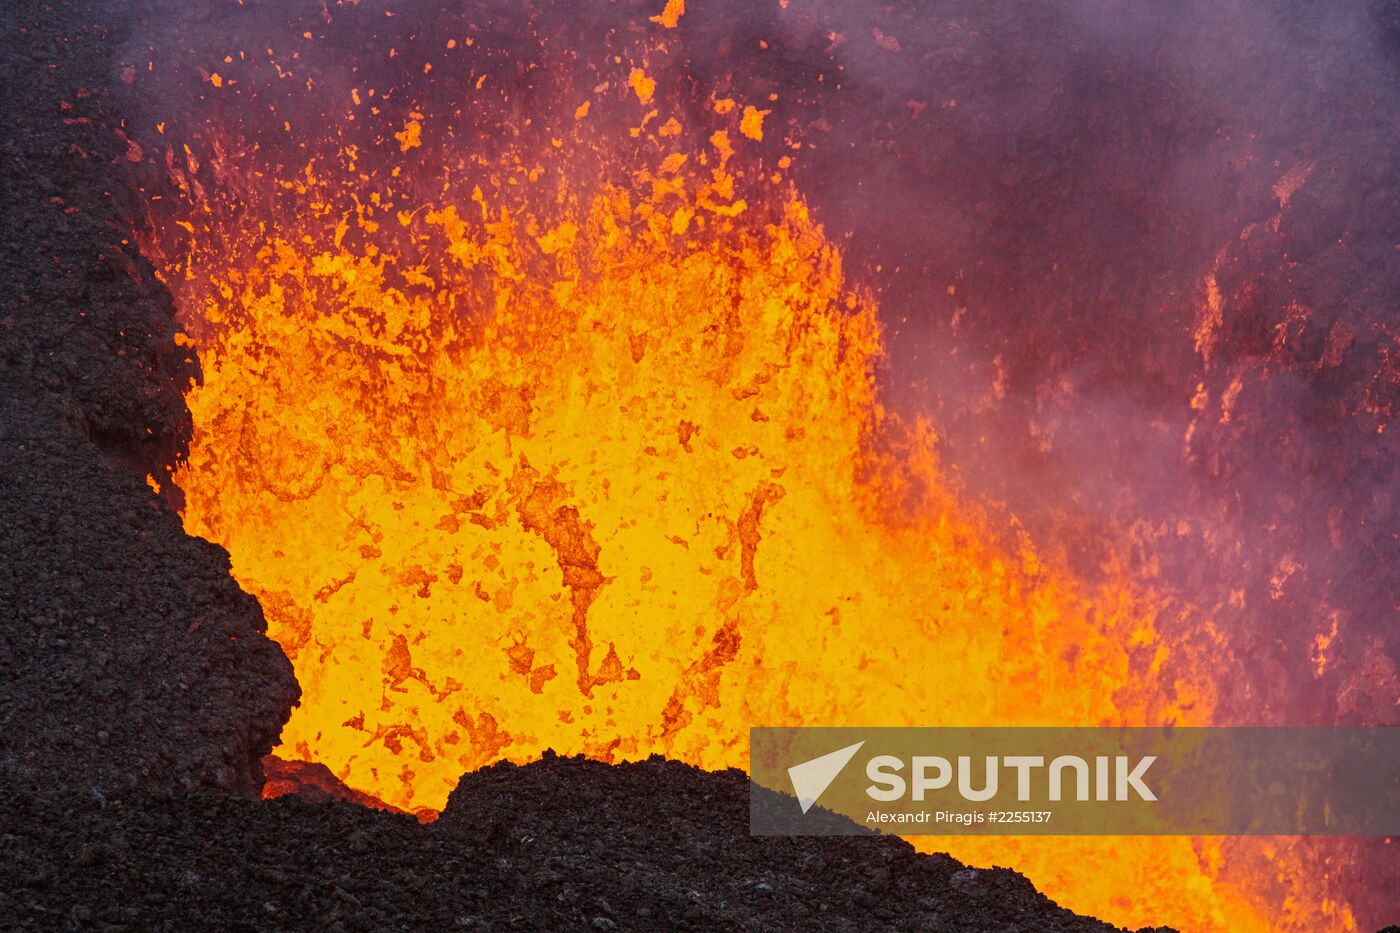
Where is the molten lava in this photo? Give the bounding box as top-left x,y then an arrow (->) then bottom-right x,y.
132,5 -> 1361,931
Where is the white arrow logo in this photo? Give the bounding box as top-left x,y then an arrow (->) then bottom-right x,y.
787,741 -> 865,813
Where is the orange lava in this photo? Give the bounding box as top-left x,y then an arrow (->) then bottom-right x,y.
138,13 -> 1352,932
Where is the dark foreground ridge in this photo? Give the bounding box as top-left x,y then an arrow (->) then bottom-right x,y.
0,754 -> 1169,932
0,0 -> 298,797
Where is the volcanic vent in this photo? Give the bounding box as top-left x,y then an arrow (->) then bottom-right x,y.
22,0 -> 1382,930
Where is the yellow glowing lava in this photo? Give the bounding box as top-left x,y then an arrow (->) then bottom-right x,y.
141,32 -> 1348,933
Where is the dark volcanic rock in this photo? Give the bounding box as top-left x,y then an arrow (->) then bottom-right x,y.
0,397 -> 296,794
0,756 -> 1167,932
0,0 -> 298,795
438,753 -> 1160,932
